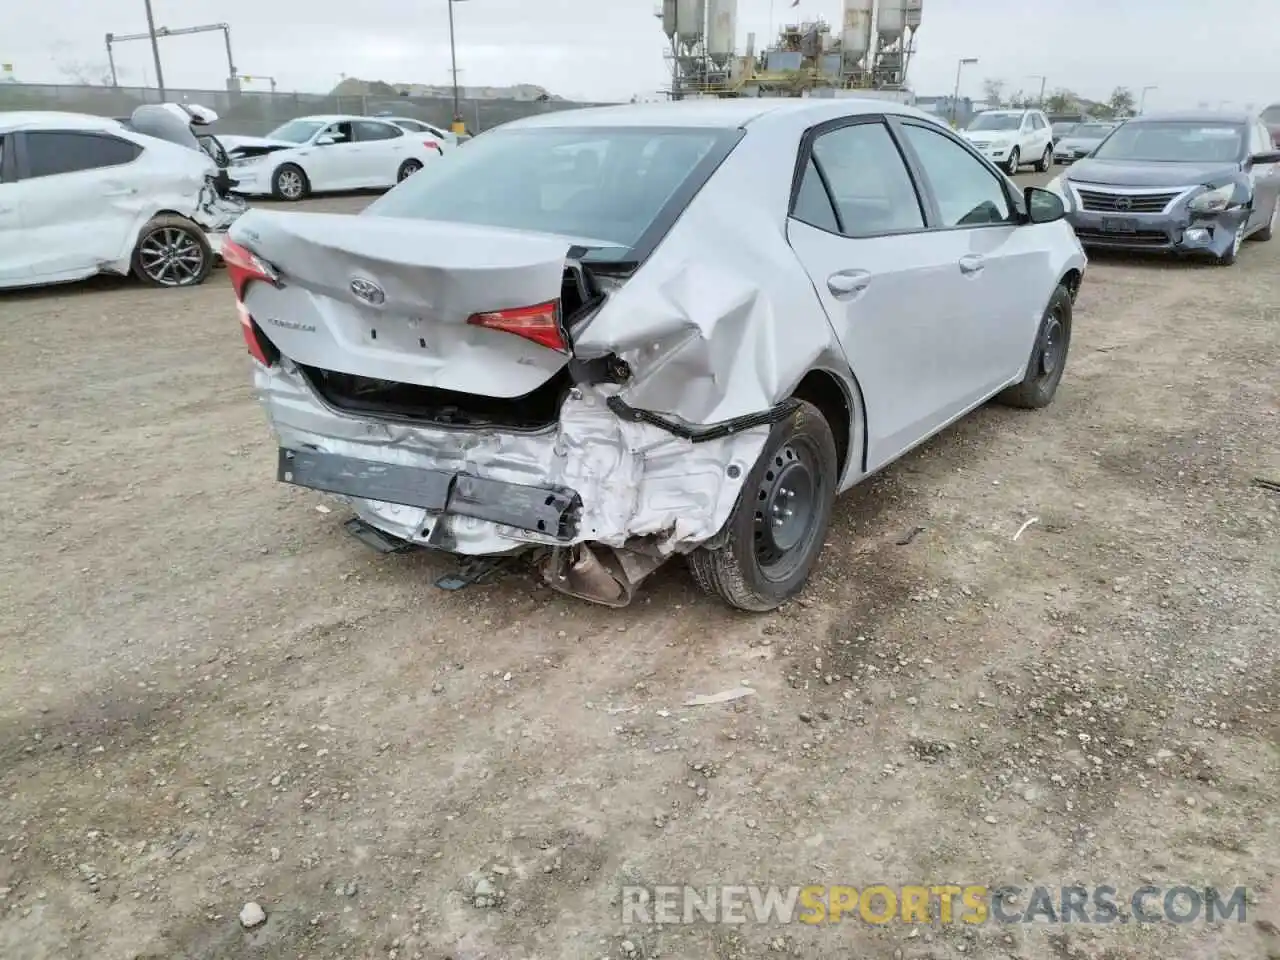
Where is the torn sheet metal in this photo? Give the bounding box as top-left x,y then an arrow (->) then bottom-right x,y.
571,151 -> 846,426
257,359 -> 768,557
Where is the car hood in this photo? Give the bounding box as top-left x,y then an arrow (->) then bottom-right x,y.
222,136 -> 300,153
961,130 -> 1015,140
1057,137 -> 1103,151
1065,158 -> 1240,187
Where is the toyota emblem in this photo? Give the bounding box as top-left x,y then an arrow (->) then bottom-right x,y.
350,277 -> 385,305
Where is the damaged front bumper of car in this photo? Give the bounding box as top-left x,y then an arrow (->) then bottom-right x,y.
257,359 -> 772,605
1067,204 -> 1249,258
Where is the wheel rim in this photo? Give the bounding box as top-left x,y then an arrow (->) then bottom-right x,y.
1009,149 -> 1019,170
138,226 -> 206,286
400,162 -> 422,181
278,170 -> 303,198
1036,310 -> 1066,381
752,438 -> 824,582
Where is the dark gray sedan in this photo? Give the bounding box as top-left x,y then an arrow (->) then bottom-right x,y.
1047,111 -> 1280,265
1053,121 -> 1120,164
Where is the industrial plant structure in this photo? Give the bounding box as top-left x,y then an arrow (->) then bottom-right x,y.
657,0 -> 922,99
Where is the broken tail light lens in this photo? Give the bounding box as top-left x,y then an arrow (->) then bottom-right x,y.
466,300 -> 568,353
222,238 -> 281,366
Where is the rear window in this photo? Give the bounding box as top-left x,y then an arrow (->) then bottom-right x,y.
364,125 -> 736,262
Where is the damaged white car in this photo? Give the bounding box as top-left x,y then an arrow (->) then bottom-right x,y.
0,108 -> 245,290
225,99 -> 1086,610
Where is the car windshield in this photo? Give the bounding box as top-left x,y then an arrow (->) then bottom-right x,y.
1052,122 -> 1079,136
1071,124 -> 1113,138
365,125 -> 731,262
265,119 -> 326,143
1091,121 -> 1244,163
968,113 -> 1021,132
1261,105 -> 1280,123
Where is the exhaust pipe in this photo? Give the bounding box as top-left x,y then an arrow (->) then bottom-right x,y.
539,543 -> 665,608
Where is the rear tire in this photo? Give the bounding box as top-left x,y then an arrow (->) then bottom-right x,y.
131,215 -> 213,289
995,283 -> 1072,409
397,159 -> 423,182
688,400 -> 838,612
1005,147 -> 1020,175
1035,145 -> 1052,172
272,163 -> 309,202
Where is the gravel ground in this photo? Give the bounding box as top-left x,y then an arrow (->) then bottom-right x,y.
1,174 -> 1278,960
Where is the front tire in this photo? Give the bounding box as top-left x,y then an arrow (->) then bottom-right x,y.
688,400 -> 838,612
131,215 -> 213,288
995,283 -> 1072,409
271,163 -> 309,202
1005,147 -> 1021,175
1215,221 -> 1246,266
1035,145 -> 1052,172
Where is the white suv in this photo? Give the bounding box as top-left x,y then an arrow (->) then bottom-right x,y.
960,109 -> 1054,174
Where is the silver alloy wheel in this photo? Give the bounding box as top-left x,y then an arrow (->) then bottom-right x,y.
277,168 -> 304,200
398,160 -> 423,181
137,226 -> 207,287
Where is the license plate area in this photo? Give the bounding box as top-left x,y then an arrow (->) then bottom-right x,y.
1100,217 -> 1138,234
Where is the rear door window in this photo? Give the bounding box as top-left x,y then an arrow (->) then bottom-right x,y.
807,120 -> 926,237
22,131 -> 143,179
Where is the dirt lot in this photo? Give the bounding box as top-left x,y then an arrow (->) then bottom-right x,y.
1,176 -> 1278,960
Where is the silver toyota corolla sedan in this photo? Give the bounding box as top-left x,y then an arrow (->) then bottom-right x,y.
224,99 -> 1087,611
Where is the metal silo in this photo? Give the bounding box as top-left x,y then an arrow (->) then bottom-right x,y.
906,0 -> 923,30
675,0 -> 707,46
661,0 -> 678,39
841,0 -> 874,63
707,0 -> 738,62
876,2 -> 906,45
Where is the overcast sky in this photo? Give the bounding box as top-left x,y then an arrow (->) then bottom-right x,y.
9,0 -> 1278,109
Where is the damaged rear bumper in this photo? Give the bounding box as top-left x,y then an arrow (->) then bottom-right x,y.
257,360 -> 769,558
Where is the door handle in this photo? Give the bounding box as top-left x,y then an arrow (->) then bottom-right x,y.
958,254 -> 985,275
827,269 -> 871,298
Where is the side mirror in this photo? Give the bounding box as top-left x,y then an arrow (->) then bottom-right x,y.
1248,150 -> 1280,165
1025,186 -> 1066,224
314,134 -> 337,146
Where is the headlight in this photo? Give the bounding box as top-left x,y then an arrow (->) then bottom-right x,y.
1188,183 -> 1236,213
1045,176 -> 1065,195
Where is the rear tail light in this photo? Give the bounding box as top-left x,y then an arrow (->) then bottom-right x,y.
222,237 -> 279,301
424,140 -> 443,156
223,237 -> 281,366
467,300 -> 569,353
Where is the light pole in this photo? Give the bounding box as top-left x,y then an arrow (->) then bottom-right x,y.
448,0 -> 468,134
142,0 -> 166,98
1028,74 -> 1047,108
1139,85 -> 1157,114
949,57 -> 978,126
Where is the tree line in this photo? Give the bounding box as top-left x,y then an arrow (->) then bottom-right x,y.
981,78 -> 1137,118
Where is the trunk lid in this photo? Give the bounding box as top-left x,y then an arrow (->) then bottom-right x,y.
230,210 -> 578,399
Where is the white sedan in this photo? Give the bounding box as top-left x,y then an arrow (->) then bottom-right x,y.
223,115 -> 443,201
375,116 -> 459,151
0,110 -> 245,290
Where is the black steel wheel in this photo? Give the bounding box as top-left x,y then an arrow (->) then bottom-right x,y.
397,159 -> 423,182
688,400 -> 839,612
131,215 -> 213,288
995,282 -> 1073,409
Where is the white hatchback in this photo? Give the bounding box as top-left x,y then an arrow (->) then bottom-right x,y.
0,110 -> 244,290
961,109 -> 1055,175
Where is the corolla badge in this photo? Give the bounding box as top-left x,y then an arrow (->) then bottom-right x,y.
350,277 -> 385,305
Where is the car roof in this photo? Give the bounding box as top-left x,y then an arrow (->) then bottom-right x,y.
286,114 -> 380,124
1131,110 -> 1253,125
0,111 -> 125,134
981,108 -> 1033,116
503,98 -> 936,131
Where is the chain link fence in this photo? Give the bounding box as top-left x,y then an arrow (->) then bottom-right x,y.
0,83 -> 610,136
